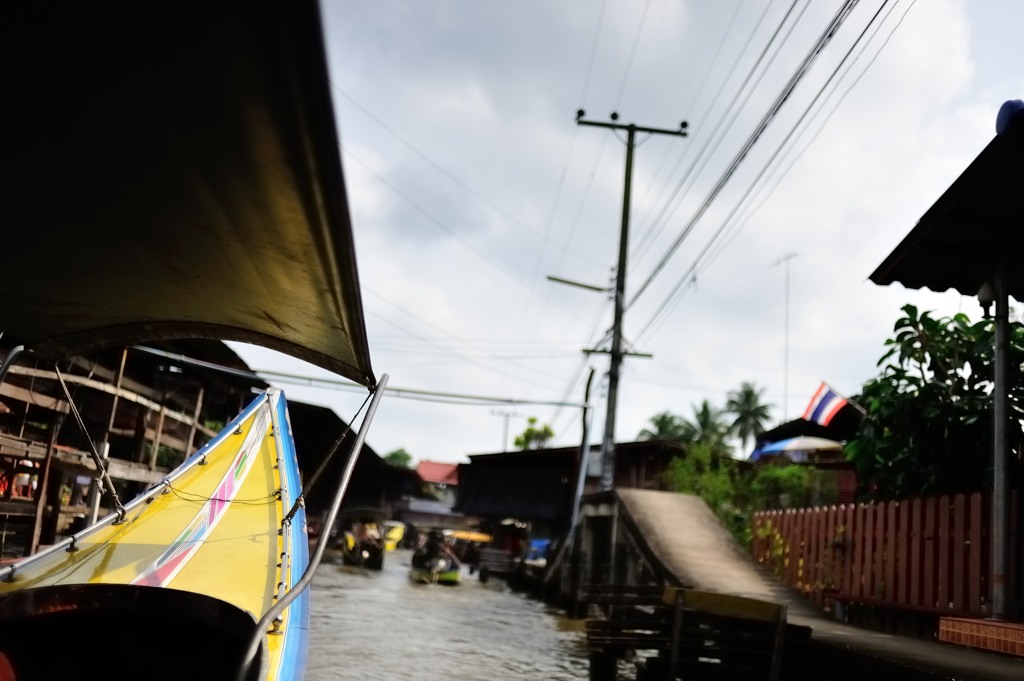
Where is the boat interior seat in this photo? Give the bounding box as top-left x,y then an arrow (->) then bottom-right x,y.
0,583 -> 265,681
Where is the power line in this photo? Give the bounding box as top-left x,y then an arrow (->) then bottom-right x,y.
635,0 -> 900,342
629,0 -> 861,310
630,0 -> 790,267
256,369 -> 586,409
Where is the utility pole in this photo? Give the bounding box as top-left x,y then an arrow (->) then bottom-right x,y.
491,409 -> 520,452
771,252 -> 798,421
576,110 -> 688,490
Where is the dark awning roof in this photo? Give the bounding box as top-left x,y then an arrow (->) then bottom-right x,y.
3,1 -> 375,387
286,400 -> 423,512
869,103 -> 1024,301
454,450 -> 575,521
755,406 -> 863,446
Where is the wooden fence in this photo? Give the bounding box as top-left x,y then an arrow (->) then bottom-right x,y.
750,492 -> 1019,619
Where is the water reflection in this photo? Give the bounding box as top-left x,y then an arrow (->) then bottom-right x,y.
306,548 -> 591,680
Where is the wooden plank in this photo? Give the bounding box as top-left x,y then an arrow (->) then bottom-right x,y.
799,508 -> 810,592
669,584 -> 685,680
911,498 -> 922,607
584,583 -> 665,595
799,507 -> 811,599
768,510 -> 783,573
807,507 -> 819,603
6,365 -> 216,437
813,506 -> 826,605
671,590 -> 786,681
863,500 -> 875,600
898,501 -> 909,605
923,496 -> 936,609
968,492 -> 982,613
852,504 -> 865,600
938,495 -> 950,610
873,504 -> 885,602
841,503 -> 855,598
661,588 -> 785,624
584,594 -> 668,606
586,624 -> 670,635
586,636 -> 668,649
786,507 -> 802,585
752,512 -> 768,566
880,499 -> 897,602
750,512 -> 762,563
824,505 -> 837,598
782,510 -> 794,586
585,615 -> 667,627
953,494 -> 965,611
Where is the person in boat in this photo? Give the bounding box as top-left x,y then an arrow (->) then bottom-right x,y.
463,540 -> 481,574
411,530 -> 459,570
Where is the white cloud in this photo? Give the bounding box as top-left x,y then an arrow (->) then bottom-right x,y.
232,0 -> 1021,464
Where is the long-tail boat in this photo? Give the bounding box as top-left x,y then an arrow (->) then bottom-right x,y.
0,2 -> 385,679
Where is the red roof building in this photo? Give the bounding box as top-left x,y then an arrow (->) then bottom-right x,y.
416,460 -> 460,486
403,460 -> 472,532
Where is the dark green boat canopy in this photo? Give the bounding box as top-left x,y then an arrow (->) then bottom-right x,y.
3,1 -> 375,388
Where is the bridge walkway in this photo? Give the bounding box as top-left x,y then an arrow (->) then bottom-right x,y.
615,488 -> 1023,681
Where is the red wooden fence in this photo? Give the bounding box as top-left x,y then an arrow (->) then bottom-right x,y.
750,492 -> 1019,619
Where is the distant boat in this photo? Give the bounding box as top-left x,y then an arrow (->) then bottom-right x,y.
384,520 -> 407,552
410,536 -> 462,586
342,520 -> 386,571
409,556 -> 462,586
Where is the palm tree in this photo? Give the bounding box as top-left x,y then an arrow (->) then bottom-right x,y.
684,400 -> 731,457
638,411 -> 695,444
726,382 -> 773,453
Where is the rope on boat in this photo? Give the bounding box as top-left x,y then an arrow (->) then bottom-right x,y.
282,388 -> 374,526
162,485 -> 278,506
55,364 -> 127,523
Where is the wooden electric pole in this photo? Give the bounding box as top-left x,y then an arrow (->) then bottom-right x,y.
576,110 -> 688,490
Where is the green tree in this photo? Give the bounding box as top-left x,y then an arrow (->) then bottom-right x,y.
638,411 -> 696,443
845,304 -> 1024,499
514,417 -> 554,450
742,464 -> 817,511
663,441 -> 744,540
683,400 -> 732,460
725,382 -> 773,452
383,448 -> 413,468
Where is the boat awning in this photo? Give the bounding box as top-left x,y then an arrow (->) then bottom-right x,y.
869,102 -> 1024,301
3,1 -> 375,388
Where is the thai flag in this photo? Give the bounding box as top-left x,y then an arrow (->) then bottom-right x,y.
803,383 -> 847,426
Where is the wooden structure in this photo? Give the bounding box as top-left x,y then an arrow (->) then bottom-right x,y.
454,439 -> 684,587
0,341 -> 267,558
868,99 -> 1023,624
751,492 -> 1020,627
752,491 -> 1022,655
583,584 -> 807,680
570,488 -> 1024,679
0,342 -> 417,562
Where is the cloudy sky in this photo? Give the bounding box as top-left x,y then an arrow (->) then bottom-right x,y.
230,0 -> 1023,465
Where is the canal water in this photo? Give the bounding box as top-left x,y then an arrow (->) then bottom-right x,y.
305,548 -> 593,680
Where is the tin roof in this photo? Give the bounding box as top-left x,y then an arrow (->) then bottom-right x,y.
869,103 -> 1024,301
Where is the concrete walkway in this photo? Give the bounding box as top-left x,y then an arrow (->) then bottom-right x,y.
616,488 -> 1024,681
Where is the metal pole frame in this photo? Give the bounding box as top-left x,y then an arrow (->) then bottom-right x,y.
991,262 -> 1008,620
